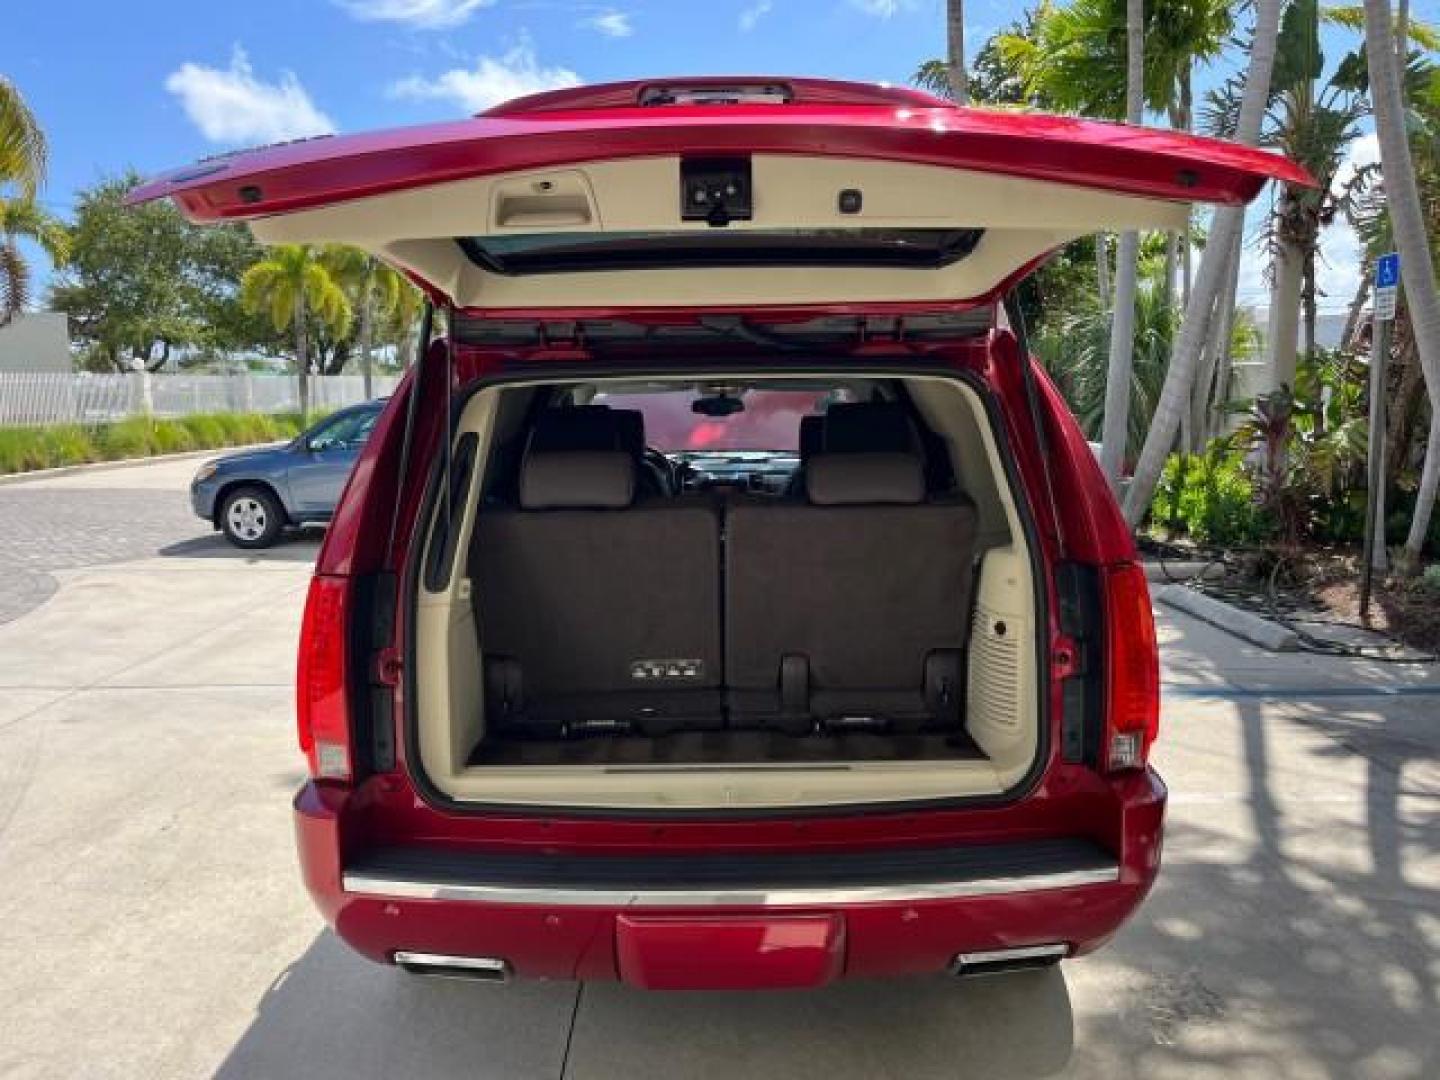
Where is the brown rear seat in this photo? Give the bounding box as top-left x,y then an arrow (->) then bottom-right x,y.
724,403 -> 979,734
472,410 -> 722,737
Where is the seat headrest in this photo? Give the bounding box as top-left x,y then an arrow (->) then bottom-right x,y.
805,452 -> 926,506
529,406 -> 646,458
821,402 -> 917,454
520,450 -> 635,509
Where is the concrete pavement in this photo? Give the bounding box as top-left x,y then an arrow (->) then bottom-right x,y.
0,456 -> 1437,1079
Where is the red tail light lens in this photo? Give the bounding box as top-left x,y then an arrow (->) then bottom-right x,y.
1103,563 -> 1159,771
297,575 -> 352,781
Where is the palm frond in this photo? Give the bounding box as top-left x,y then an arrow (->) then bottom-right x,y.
0,77 -> 47,197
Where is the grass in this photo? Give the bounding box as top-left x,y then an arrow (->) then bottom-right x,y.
0,412 -> 311,476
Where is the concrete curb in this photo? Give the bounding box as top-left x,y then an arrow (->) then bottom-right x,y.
0,444 -> 283,488
1143,559 -> 1226,585
1155,583 -> 1300,652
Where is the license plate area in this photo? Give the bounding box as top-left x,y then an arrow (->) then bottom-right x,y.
615,913 -> 845,990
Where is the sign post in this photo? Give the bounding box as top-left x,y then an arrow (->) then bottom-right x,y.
1360,252 -> 1400,622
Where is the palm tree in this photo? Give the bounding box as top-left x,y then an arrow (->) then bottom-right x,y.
1362,0 -> 1440,571
1037,279 -> 1178,459
947,0 -> 969,105
322,246 -> 404,398
1124,0 -> 1288,526
0,76 -> 46,198
1208,0 -> 1372,393
241,245 -> 352,418
995,0 -> 1232,484
1,76 -> 66,326
1098,0 -> 1146,487
1,198 -> 69,326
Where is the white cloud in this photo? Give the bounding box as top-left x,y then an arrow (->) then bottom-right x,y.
850,0 -> 916,16
1316,133 -> 1381,311
739,0 -> 772,31
581,10 -> 633,37
389,42 -> 581,113
333,0 -> 493,29
165,48 -> 336,145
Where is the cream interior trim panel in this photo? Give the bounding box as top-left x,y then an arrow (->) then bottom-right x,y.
249,155 -> 1191,309
414,372 -> 1041,810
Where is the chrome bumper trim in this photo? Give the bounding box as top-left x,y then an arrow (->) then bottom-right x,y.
342,865 -> 1119,908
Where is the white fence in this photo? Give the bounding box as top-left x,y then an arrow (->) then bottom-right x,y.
0,373 -> 402,427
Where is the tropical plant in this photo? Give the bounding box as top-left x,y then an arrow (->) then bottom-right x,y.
1205,0 -> 1371,392
322,246 -> 405,397
1153,443 -> 1267,545
1361,0 -> 1440,572
994,0 -> 1231,483
1125,0 -> 1288,527
1,76 -> 66,326
241,245 -> 352,417
0,76 -> 46,198
1,197 -> 69,325
1036,279 -> 1178,460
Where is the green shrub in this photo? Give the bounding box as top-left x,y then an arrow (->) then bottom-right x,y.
151,421 -> 196,454
180,415 -> 228,448
41,425 -> 97,467
1153,446 -> 1268,546
97,417 -> 157,458
0,410 -> 313,476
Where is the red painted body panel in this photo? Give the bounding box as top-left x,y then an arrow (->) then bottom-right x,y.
615,914 -> 846,990
295,769 -> 1164,982
128,78 -> 1310,228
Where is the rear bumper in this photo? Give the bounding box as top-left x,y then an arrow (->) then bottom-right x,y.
295,770 -> 1165,986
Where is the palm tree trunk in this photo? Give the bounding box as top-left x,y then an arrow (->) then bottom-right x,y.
1098,0 -> 1146,487
1363,0 -> 1440,571
946,0 -> 968,105
1264,230 -> 1305,391
1209,234 -> 1245,438
1179,67 -> 1195,310
1302,247 -> 1318,361
358,263 -> 376,400
1165,233 -> 1179,307
294,288 -> 310,419
1124,0 -> 1285,526
1095,233 -> 1111,305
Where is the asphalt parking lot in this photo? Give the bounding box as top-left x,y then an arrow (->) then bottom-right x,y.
1,455 -> 1437,1079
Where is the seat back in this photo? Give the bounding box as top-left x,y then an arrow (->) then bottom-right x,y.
472,410 -> 720,732
725,404 -> 978,727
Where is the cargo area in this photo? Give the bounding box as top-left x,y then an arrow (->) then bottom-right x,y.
412,366 -> 1043,810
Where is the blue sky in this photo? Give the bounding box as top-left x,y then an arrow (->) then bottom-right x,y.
4,0 -> 1431,318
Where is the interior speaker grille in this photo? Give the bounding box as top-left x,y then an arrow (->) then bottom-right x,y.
970,605 -> 1021,732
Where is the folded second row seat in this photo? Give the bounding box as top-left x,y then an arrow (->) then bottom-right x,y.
473,403 -> 980,739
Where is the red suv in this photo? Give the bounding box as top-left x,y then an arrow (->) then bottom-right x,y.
134,78 -> 1305,990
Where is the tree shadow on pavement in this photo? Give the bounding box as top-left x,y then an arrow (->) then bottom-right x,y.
212,933 -> 1074,1080
1069,610 -> 1440,1077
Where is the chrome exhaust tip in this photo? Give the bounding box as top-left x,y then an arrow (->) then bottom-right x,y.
393,951 -> 512,983
949,943 -> 1068,978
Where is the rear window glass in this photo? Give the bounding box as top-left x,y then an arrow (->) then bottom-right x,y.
459,228 -> 984,275
591,389 -> 847,453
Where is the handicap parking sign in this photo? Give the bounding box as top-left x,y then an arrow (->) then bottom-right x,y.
1376,252 -> 1400,289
